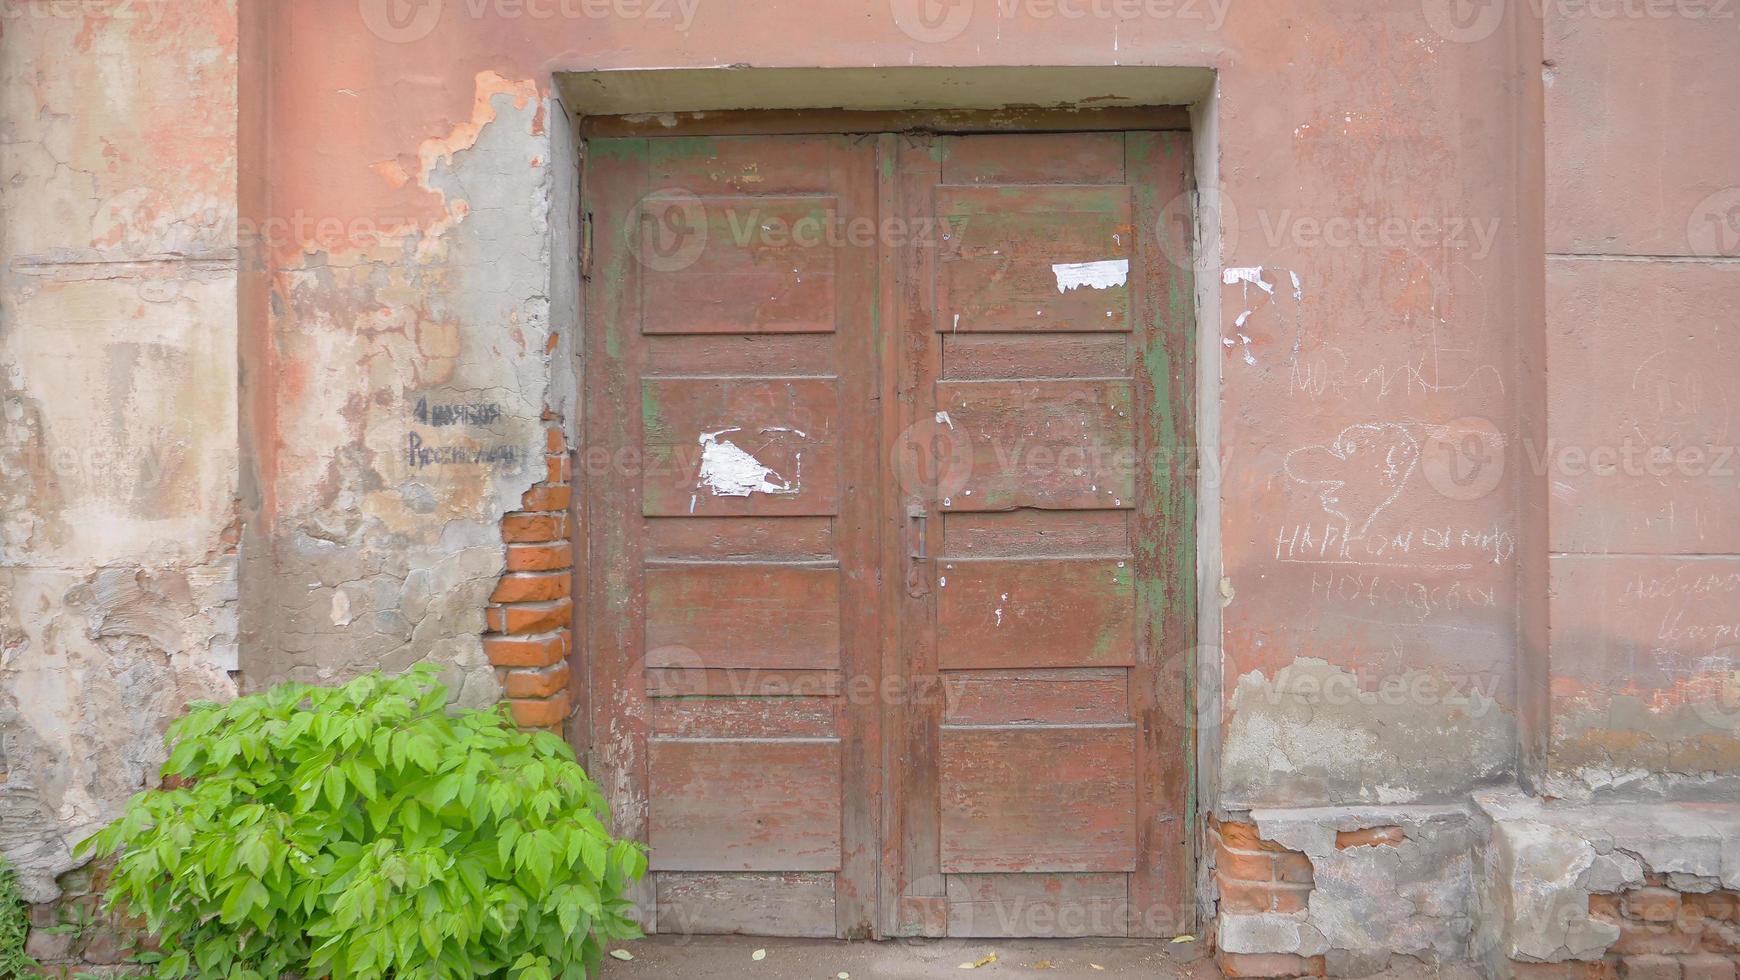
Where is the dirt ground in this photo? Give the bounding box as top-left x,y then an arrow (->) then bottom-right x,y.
597,934 -> 1484,979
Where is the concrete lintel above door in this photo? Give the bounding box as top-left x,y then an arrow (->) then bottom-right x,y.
552,65 -> 1214,117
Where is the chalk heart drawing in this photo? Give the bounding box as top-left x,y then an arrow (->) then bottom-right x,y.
1420,415 -> 1507,502
1690,648 -> 1740,734
358,0 -> 444,43
693,426 -> 806,510
625,189 -> 708,274
1688,187 -> 1740,259
1285,422 -> 1421,536
1157,187 -> 1237,273
891,414 -> 974,504
890,0 -> 973,43
1420,0 -> 1505,42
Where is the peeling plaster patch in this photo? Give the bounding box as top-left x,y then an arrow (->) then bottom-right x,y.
1244,805 -> 1477,970
245,76 -> 547,705
1547,690 -> 1740,802
0,565 -> 237,902
696,428 -> 803,499
935,410 -> 954,430
1222,658 -> 1512,806
1222,265 -> 1275,296
1471,792 -> 1740,970
330,588 -> 353,627
1052,258 -> 1129,293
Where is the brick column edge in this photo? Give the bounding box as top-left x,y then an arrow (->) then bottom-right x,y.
483,411 -> 574,731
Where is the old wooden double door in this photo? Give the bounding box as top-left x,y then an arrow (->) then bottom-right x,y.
582,124 -> 1195,940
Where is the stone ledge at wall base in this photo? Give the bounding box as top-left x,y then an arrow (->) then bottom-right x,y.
1210,793 -> 1740,978
1476,792 -> 1740,980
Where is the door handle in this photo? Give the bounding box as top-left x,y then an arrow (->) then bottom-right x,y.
906,505 -> 929,597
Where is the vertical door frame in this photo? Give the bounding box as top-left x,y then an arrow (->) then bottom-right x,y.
566,103 -> 1203,940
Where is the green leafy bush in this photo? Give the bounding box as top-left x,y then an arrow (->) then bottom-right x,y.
0,857 -> 38,977
79,666 -> 644,980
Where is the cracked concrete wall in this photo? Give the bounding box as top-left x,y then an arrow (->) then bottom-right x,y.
0,0 -> 241,902
1473,791 -> 1740,973
1217,806 -> 1478,974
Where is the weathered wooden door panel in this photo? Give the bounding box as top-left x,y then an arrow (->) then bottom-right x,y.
884,131 -> 1195,940
584,134 -> 881,938
586,127 -> 1193,941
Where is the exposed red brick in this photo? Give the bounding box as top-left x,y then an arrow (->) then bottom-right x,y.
546,452 -> 570,484
500,662 -> 571,699
521,484 -> 571,512
502,512 -> 565,542
1625,888 -> 1683,924
1685,892 -> 1737,923
545,427 -> 565,454
483,630 -> 569,668
1217,875 -> 1310,914
1273,852 -> 1315,885
1704,920 -> 1740,953
1618,956 -> 1683,980
1213,819 -> 1291,853
1683,955 -> 1739,980
1334,825 -> 1406,849
1511,964 -> 1620,980
1217,952 -> 1326,978
1216,847 -> 1278,882
509,692 -> 572,728
486,599 -> 572,635
1590,893 -> 1623,919
507,543 -> 572,572
490,572 -> 569,603
1609,917 -> 1701,957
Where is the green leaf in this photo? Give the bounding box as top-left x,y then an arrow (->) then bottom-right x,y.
77,670 -> 637,978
